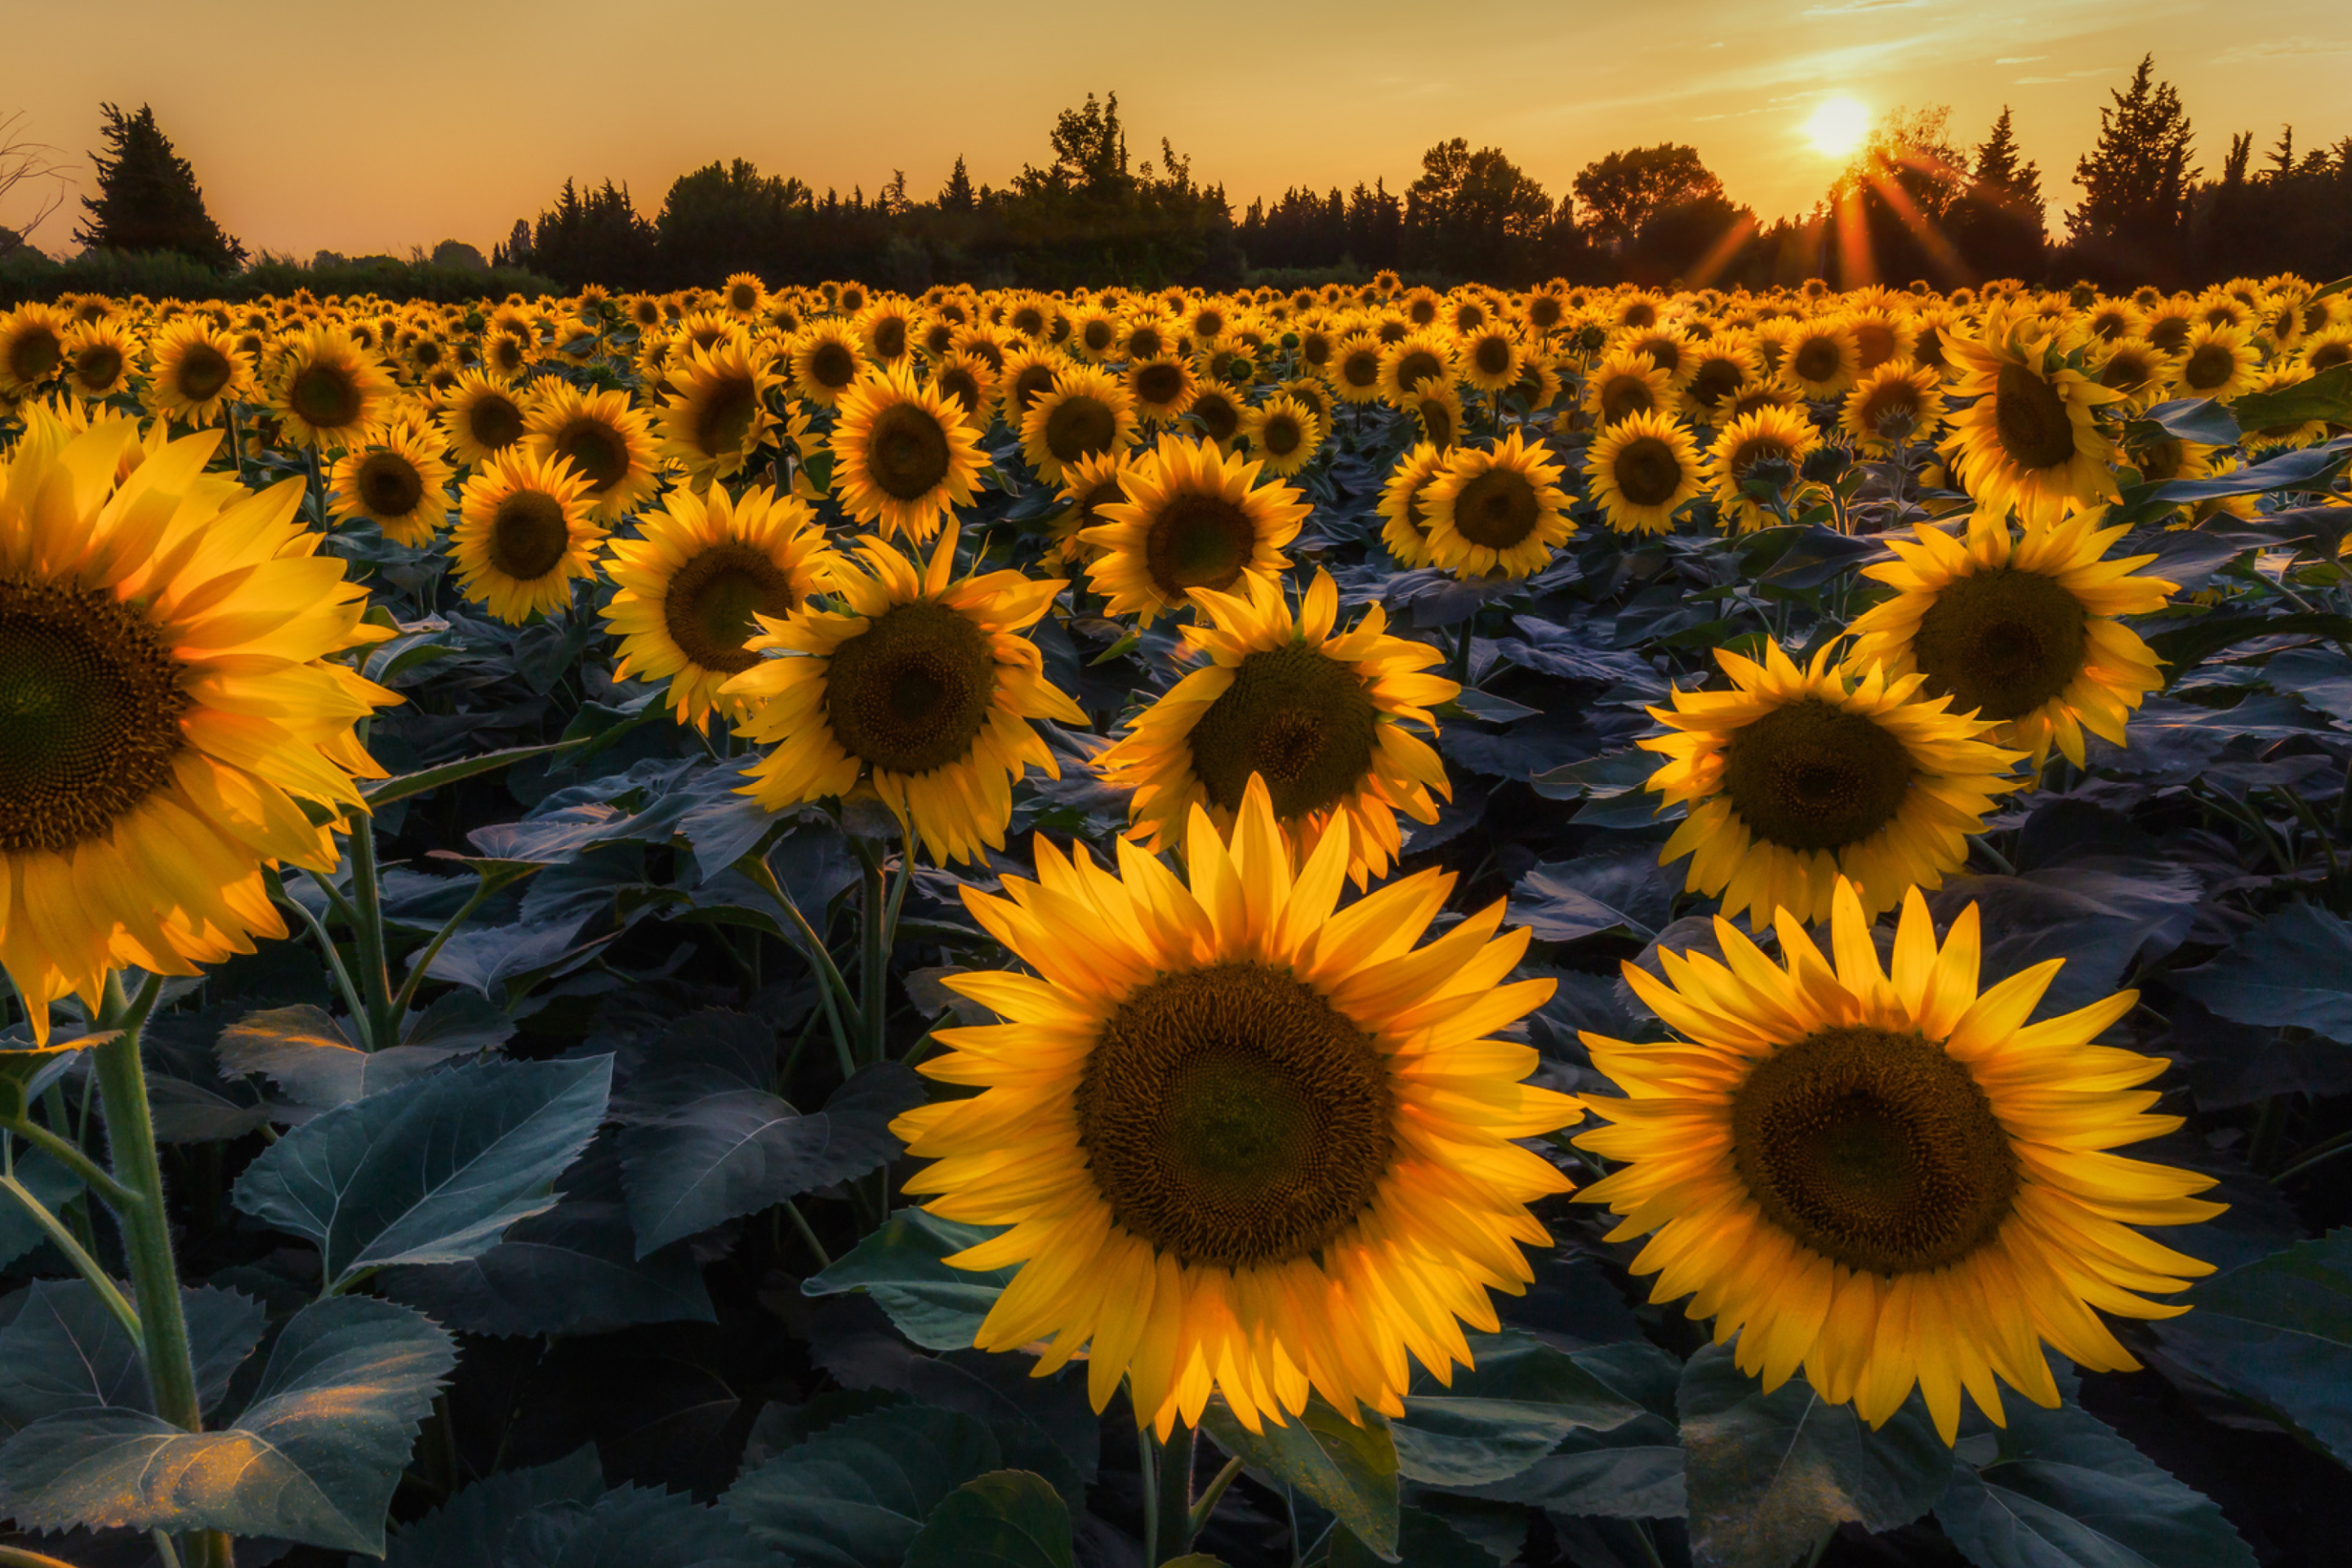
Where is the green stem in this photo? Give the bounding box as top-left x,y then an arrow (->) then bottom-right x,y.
782,1198 -> 833,1269
856,842 -> 888,1068
0,1169 -> 142,1341
1153,1423 -> 1198,1565
741,853 -> 862,1058
1448,615 -> 1475,687
1189,1453 -> 1245,1538
348,823 -> 401,1051
386,875 -> 502,1023
3,1116 -> 145,1211
270,870 -> 369,1028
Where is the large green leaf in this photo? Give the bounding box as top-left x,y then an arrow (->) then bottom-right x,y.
382,1446 -> 606,1567
1198,1393 -> 1400,1561
902,1469 -> 1074,1568
804,1209 -> 1014,1351
1677,1342 -> 1949,1568
2232,363 -> 2352,434
0,1147 -> 83,1271
217,1004 -> 480,1116
2172,904 -> 2352,1043
2153,1229 -> 2352,1463
1935,1392 -> 2255,1568
383,1443 -> 773,1568
1392,1330 -> 1645,1487
234,1054 -> 611,1290
723,1401 -> 1004,1567
1329,1504 -> 1494,1568
363,738 -> 586,805
0,1279 -> 265,1435
0,1295 -> 457,1555
1450,1339 -> 1687,1519
616,1010 -> 921,1254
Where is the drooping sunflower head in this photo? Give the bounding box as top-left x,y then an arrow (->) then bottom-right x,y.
1098,568 -> 1457,884
829,363 -> 988,543
328,421 -> 455,547
0,412 -> 399,1037
655,337 -> 783,488
892,778 -> 1578,1433
725,520 -> 1085,865
450,448 -> 606,624
269,324 -> 395,452
1584,408 -> 1703,536
604,482 -> 840,731
523,381 -> 658,521
1940,321 -> 2123,527
1575,877 -> 2221,1442
1420,429 -> 1575,581
1080,433 -> 1309,624
1846,506 -> 2175,768
1020,363 -> 1139,485
1839,361 -> 1948,454
140,318 -> 252,428
1238,393 -> 1324,479
1705,403 -> 1824,533
1642,640 -> 2022,927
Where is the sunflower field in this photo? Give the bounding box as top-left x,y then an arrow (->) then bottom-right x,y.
2,270 -> 2352,1568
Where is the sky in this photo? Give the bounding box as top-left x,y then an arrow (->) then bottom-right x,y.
2,0 -> 2349,261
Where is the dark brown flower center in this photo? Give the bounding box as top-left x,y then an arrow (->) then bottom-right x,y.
1187,643 -> 1379,819
466,391 -> 525,453
551,416 -> 630,492
1044,394 -> 1119,464
1144,492 -> 1257,599
288,362 -> 363,431
693,373 -> 758,458
1450,467 -> 1542,549
823,601 -> 998,775
806,340 -> 861,391
1911,566 -> 2088,722
354,452 -> 428,519
1721,697 -> 1914,853
1612,435 -> 1685,508
862,401 -> 952,501
1793,336 -> 1845,385
1135,360 -> 1186,408
663,542 -> 796,675
488,489 -> 572,581
1992,360 -> 2078,470
173,342 -> 234,402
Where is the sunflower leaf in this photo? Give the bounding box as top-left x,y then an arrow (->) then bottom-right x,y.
2171,903 -> 2352,1043
2232,363 -> 2352,434
803,1209 -> 1014,1352
2151,1229 -> 2352,1465
722,1401 -> 1004,1566
902,1469 -> 1074,1568
1392,1331 -> 1646,1487
362,737 -> 589,805
1198,1393 -> 1400,1560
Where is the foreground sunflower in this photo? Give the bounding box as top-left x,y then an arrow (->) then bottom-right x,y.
1644,641 -> 2020,927
726,520 -> 1086,865
140,318 -> 252,428
439,370 -> 532,466
1376,443 -> 1450,568
1575,879 -> 2220,1443
1420,430 -> 1575,580
328,421 -> 455,546
450,450 -> 606,624
0,413 -> 397,1038
1082,434 -> 1309,624
893,781 -> 1578,1435
523,381 -> 659,521
1020,363 -> 1139,484
1942,321 -> 2122,527
1097,570 -> 1455,884
1584,408 -> 1702,535
269,323 -> 395,452
655,337 -> 783,488
830,365 -> 987,542
604,483 -> 840,732
1845,509 -> 2174,768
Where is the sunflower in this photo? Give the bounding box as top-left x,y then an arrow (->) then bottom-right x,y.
58,321 -> 136,402
830,364 -> 988,543
1327,332 -> 1387,407
1779,318 -> 1862,400
0,412 -> 397,1039
1941,322 -> 2122,527
329,422 -> 455,546
1418,430 -> 1573,581
1585,409 -> 1703,536
1459,326 -> 1526,394
1020,363 -> 1140,485
1842,307 -> 1918,375
513,381 -> 655,521
656,337 -> 783,488
1080,434 -> 1310,625
1238,394 -> 1325,479
1682,336 -> 1763,427
1375,330 -> 1459,408
891,778 -> 1578,1435
2173,322 -> 2261,403
604,483 -> 840,732
1840,362 -> 1947,454
1045,448 -> 1139,570
439,370 -> 532,466
1069,304 -> 1123,363
1098,569 -> 1455,884
1643,641 -> 2020,928
137,318 -> 252,428
0,305 -> 69,397
1583,350 -> 1676,427
857,300 -> 918,366
720,273 -> 768,320
790,321 -> 870,408
1574,878 -> 2221,1444
1408,384 -> 1467,452
1127,355 -> 1200,425
1845,508 -> 2173,769
2088,336 -> 2177,410
1377,443 -> 1450,568
725,521 -> 1085,865
1705,404 -> 1823,533
999,346 -> 1069,430
2299,324 -> 2352,376
268,324 -> 394,452
450,450 -> 605,624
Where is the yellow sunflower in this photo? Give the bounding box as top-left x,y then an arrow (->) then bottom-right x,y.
725,521 -> 1086,866
1642,641 -> 2021,928
1376,329 -> 1459,407
439,370 -> 532,466
1845,509 -> 2174,769
1097,568 -> 1454,884
1583,349 -> 1677,427
1705,404 -> 1823,534
1840,362 -> 1948,455
2173,322 -> 2261,403
829,365 -> 988,544
1238,394 -> 1325,479
0,412 -> 397,1039
1779,318 -> 1863,400
328,422 -> 455,547
1327,332 -> 1388,406
1421,430 -> 1575,581
523,381 -> 660,521
1408,383 -> 1467,452
1127,355 -> 1200,425
1045,448 -> 1139,570
140,318 -> 253,429
1941,321 -> 2122,527
1080,434 -> 1309,624
1459,326 -> 1526,394
1575,878 -> 2221,1444
1020,363 -> 1140,485
999,346 -> 1069,429
892,779 -> 1579,1435
1378,443 -> 1451,568
604,483 -> 840,732
269,324 -> 396,452
58,320 -> 137,402
0,305 -> 69,398
450,450 -> 606,624
786,321 -> 868,410
1585,409 -> 1703,536
1682,336 -> 1765,428
655,337 -> 783,488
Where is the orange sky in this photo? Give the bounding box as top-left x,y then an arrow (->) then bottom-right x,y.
3,0 -> 2348,262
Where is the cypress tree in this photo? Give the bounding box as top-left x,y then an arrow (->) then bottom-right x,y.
73,103 -> 246,270
2068,56 -> 2196,280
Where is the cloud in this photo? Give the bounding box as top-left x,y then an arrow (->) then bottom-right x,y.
2211,37 -> 2352,65
1801,0 -> 1928,12
1994,55 -> 2047,64
2015,66 -> 2121,84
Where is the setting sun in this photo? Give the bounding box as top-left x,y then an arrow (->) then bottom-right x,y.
1803,95 -> 1872,158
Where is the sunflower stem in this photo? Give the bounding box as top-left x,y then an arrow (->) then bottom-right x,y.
1152,1423 -> 1197,1564
856,840 -> 888,1068
2,1113 -> 145,1212
0,1165 -> 142,1343
1449,614 -> 1475,687
386,874 -> 506,1025
225,403 -> 249,487
348,821 -> 403,1052
740,853 -> 861,1078
269,871 -> 371,1031
1188,1454 -> 1245,1538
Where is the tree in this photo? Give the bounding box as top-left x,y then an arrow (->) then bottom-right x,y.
530,177 -> 657,288
1951,106 -> 2047,282
1016,91 -> 1129,200
939,156 -> 976,212
2068,55 -> 2197,282
654,158 -> 807,283
1573,145 -> 1724,250
73,103 -> 244,269
1404,139 -> 1553,278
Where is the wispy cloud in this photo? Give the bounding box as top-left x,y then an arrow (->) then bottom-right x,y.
2015,66 -> 2120,84
1801,0 -> 1928,14
1994,55 -> 2047,64
2211,37 -> 2352,65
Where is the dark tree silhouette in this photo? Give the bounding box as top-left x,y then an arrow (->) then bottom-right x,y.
1951,107 -> 2047,282
73,103 -> 244,269
1403,139 -> 1554,277
1573,145 -> 1725,251
2069,56 -> 2197,283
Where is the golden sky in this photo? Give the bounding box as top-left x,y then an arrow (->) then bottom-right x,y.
3,0 -> 2348,261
